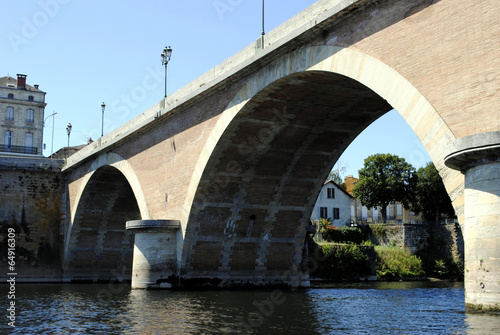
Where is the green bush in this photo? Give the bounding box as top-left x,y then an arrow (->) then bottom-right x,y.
313,244 -> 372,281
369,224 -> 387,239
431,258 -> 464,279
376,247 -> 425,280
324,226 -> 364,244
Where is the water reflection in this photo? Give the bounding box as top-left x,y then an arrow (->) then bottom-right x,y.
2,282 -> 500,334
464,313 -> 500,335
120,289 -> 318,334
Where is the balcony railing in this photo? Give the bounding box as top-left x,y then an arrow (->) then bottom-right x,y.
1,145 -> 38,155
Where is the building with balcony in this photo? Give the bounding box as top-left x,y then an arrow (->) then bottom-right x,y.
0,74 -> 46,156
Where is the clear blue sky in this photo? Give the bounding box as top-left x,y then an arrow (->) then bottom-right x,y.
1,0 -> 430,177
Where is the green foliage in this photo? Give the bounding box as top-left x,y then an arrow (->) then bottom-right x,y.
375,247 -> 425,280
410,162 -> 456,223
313,244 -> 372,281
430,258 -> 464,279
324,226 -> 364,244
434,259 -> 448,277
369,224 -> 387,239
319,218 -> 332,235
353,154 -> 417,222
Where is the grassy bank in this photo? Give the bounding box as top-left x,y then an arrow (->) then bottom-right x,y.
375,246 -> 424,280
311,243 -> 461,281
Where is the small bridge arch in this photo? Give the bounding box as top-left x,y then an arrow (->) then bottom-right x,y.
63,152 -> 149,281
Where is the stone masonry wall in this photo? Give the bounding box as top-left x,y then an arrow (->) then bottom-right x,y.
0,157 -> 64,281
369,223 -> 464,262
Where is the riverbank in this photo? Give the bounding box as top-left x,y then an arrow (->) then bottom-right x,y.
309,242 -> 464,283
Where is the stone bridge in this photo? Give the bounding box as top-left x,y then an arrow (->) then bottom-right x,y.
62,0 -> 499,312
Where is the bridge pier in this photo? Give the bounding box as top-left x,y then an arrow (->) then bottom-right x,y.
445,132 -> 500,313
126,220 -> 180,289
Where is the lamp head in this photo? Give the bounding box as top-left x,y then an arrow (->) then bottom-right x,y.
162,46 -> 172,64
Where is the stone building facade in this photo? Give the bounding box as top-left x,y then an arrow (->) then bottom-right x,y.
0,74 -> 46,156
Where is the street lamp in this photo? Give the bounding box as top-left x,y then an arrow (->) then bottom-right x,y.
101,102 -> 106,137
161,46 -> 172,98
66,123 -> 72,159
261,0 -> 265,47
43,111 -> 57,159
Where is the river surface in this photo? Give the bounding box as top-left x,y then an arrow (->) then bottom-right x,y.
2,281 -> 500,334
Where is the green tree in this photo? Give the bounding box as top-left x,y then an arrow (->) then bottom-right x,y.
411,162 -> 455,223
353,153 -> 416,222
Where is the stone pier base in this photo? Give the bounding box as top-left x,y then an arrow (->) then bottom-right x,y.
445,132 -> 500,313
126,220 -> 180,289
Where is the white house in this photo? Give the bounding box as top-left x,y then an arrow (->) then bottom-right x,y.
311,180 -> 353,226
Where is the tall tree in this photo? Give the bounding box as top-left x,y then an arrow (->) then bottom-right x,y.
411,162 -> 455,223
353,153 -> 417,222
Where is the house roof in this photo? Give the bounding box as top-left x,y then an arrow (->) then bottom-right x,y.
323,179 -> 354,199
0,75 -> 45,93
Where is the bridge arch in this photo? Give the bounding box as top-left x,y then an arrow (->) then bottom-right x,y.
63,152 -> 148,281
180,46 -> 464,286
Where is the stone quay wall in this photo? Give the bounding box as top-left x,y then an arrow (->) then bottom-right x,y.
368,223 -> 464,262
0,157 -> 64,281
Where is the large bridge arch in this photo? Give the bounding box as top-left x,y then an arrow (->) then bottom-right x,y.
179,46 -> 463,287
63,152 -> 149,281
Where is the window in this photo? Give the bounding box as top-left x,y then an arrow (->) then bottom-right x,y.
362,206 -> 368,221
28,96 -> 34,101
26,109 -> 34,123
8,93 -> 13,99
4,131 -> 13,149
327,188 -> 335,199
320,207 -> 328,219
333,208 -> 340,220
397,204 -> 402,216
6,107 -> 14,121
24,133 -> 34,153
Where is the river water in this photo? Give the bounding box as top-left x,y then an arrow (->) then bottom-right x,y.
2,281 -> 500,334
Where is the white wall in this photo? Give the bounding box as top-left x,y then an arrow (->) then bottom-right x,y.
311,181 -> 352,226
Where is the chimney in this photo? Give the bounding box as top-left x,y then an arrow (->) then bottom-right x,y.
34,85 -> 39,89
17,74 -> 27,89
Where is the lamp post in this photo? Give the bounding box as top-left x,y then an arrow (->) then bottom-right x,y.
161,46 -> 172,98
261,0 -> 265,47
43,111 -> 57,159
66,123 -> 72,159
101,102 -> 106,137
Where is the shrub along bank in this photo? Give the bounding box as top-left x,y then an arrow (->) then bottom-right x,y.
310,243 -> 426,281
313,223 -> 463,281
311,244 -> 374,281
